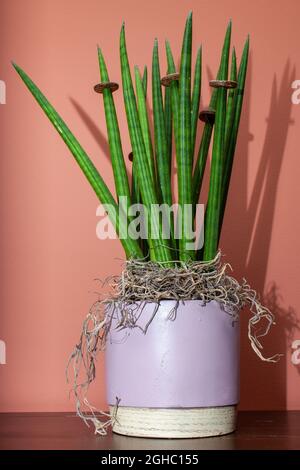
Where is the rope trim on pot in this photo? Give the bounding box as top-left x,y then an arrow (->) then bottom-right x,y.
66,252 -> 282,435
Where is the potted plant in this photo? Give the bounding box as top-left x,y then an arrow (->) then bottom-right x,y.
13,12 -> 280,438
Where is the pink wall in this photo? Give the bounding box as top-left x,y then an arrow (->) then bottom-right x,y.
0,0 -> 300,412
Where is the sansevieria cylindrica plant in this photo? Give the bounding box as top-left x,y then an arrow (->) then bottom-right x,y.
13,12 -> 249,264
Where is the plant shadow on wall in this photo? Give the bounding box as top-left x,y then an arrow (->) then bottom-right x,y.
70,98 -> 111,165
69,97 -> 175,178
221,58 -> 300,409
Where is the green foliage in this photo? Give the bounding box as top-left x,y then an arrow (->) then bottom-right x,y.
219,37 -> 249,236
14,13 -> 249,264
176,12 -> 195,261
203,21 -> 231,261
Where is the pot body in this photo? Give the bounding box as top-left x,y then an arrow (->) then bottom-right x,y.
105,300 -> 240,438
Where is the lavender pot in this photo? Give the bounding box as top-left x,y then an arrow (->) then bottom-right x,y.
105,300 -> 240,438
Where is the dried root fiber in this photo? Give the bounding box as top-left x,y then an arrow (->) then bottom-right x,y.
67,252 -> 282,435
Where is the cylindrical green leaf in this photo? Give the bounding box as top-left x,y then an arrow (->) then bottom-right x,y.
165,40 -> 179,152
224,47 -> 237,154
97,48 -> 131,212
135,66 -> 156,187
192,66 -> 221,208
142,65 -> 148,97
219,36 -> 249,237
203,21 -> 231,261
152,39 -> 173,208
192,125 -> 213,208
120,24 -> 172,263
13,62 -> 143,259
164,85 -> 172,167
191,46 -> 202,159
177,12 -> 195,261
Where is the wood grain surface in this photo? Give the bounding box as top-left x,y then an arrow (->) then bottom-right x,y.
0,411 -> 299,450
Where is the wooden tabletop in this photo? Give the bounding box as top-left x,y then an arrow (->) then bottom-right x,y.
0,411 -> 299,450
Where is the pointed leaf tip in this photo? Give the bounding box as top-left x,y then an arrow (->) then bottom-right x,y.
185,11 -> 193,26
226,19 -> 232,33
12,61 -> 22,72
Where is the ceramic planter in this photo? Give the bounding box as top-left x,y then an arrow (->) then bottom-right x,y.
105,300 -> 240,438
